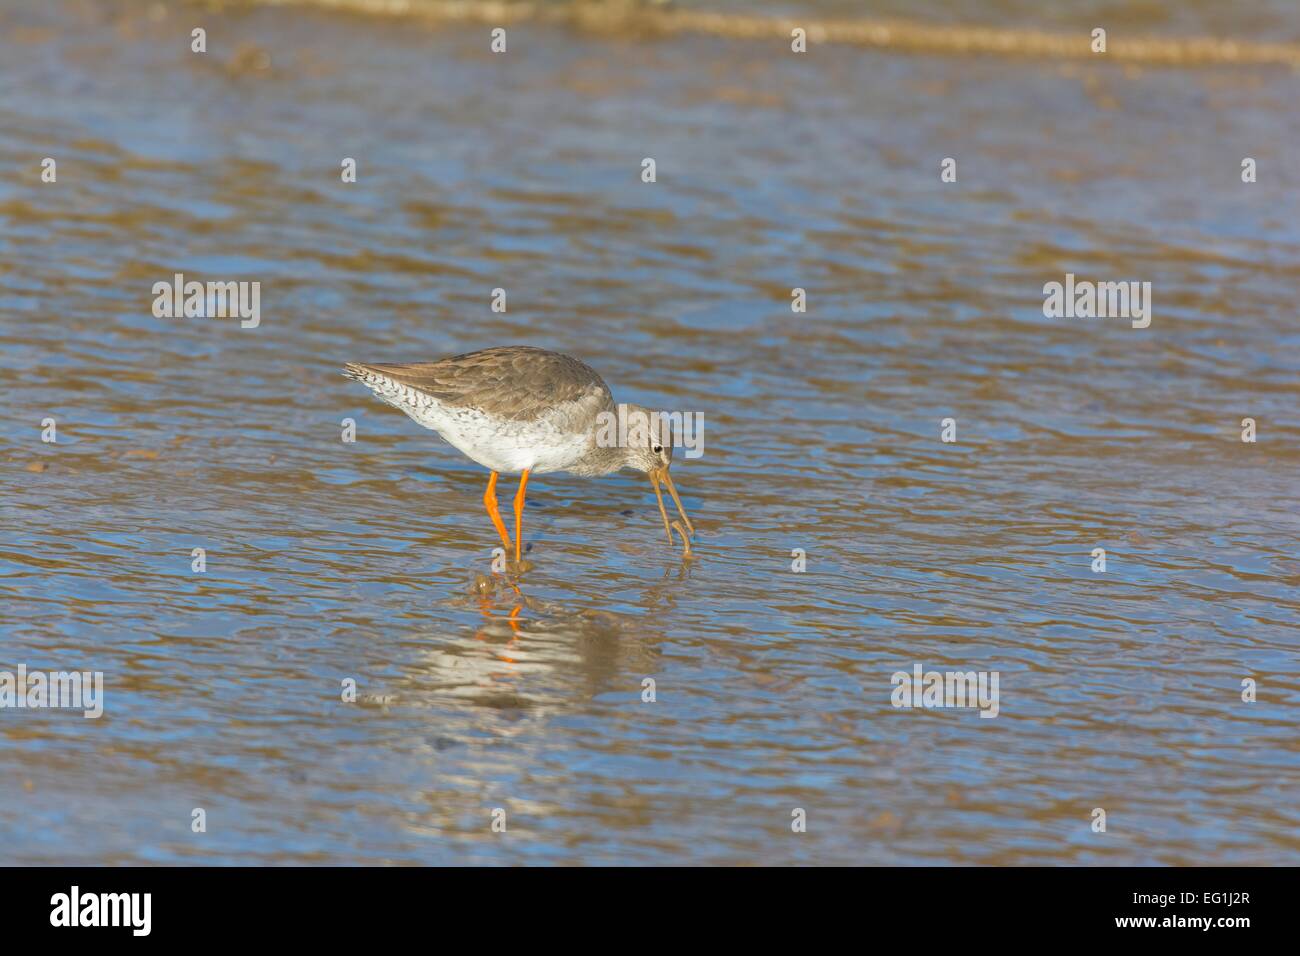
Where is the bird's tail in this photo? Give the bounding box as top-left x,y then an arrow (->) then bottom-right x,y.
342,362 -> 418,413
341,362 -> 373,382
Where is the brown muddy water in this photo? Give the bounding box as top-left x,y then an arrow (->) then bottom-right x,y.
1,0 -> 1298,865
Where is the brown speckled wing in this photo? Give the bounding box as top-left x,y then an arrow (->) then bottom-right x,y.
346,346 -> 614,422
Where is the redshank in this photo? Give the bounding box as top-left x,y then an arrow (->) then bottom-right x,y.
343,346 -> 694,561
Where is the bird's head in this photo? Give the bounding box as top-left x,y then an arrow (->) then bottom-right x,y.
621,404 -> 694,546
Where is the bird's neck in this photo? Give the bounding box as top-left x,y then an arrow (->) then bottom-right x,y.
573,441 -> 634,477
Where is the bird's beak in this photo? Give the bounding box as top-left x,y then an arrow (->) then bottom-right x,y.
650,466 -> 694,545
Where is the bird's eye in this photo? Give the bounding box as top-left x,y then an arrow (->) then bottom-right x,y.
653,444 -> 663,454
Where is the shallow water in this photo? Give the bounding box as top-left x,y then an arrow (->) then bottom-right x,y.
1,0 -> 1298,864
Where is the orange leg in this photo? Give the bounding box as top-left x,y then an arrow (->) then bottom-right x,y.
483,471 -> 513,555
513,469 -> 530,563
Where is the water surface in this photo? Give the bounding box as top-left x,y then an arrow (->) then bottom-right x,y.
1,0 -> 1297,864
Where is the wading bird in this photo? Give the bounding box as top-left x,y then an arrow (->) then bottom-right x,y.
343,346 -> 694,562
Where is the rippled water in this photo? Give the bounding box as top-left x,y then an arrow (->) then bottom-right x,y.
2,0 -> 1298,864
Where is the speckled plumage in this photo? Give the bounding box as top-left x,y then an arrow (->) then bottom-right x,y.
343,346 -> 623,475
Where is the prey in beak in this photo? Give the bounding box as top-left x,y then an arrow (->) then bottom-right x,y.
650,466 -> 694,550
